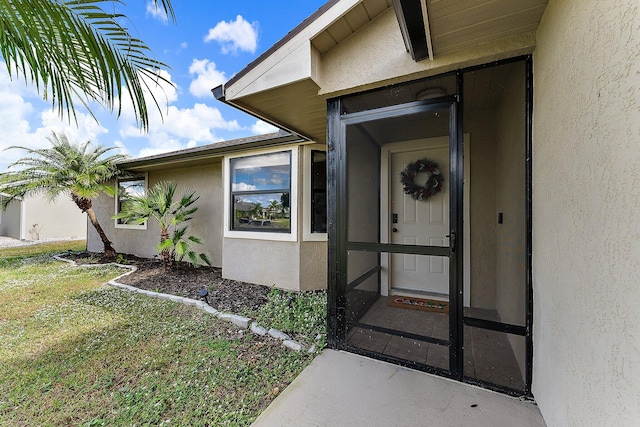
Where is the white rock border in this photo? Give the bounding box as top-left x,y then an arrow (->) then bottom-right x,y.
53,254 -> 323,353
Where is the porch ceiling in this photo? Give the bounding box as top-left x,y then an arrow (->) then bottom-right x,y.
218,0 -> 547,144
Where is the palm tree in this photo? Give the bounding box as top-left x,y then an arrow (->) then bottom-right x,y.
0,0 -> 175,132
0,132 -> 128,260
268,199 -> 280,219
113,180 -> 211,269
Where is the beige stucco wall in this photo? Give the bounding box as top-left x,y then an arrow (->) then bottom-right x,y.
318,8 -> 537,98
533,0 -> 640,425
88,163 -> 223,267
1,195 -> 86,241
25,195 -> 87,240
0,199 -> 22,239
222,238 -> 301,291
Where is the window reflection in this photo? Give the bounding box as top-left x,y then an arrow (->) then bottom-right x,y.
230,152 -> 291,232
116,177 -> 145,226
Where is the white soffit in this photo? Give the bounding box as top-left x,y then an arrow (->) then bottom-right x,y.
224,0 -> 369,101
221,0 -> 548,143
428,0 -> 548,56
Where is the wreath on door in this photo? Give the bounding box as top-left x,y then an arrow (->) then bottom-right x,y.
400,158 -> 444,201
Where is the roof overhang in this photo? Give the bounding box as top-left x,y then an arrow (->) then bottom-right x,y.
213,0 -> 548,144
117,131 -> 306,172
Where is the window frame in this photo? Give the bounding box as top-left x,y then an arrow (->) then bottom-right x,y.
303,144 -> 328,241
224,147 -> 298,242
114,174 -> 148,230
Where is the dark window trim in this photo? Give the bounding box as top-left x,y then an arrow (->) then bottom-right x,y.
115,175 -> 147,229
310,149 -> 327,234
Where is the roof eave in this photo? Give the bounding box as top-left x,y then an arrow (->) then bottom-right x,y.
117,131 -> 307,172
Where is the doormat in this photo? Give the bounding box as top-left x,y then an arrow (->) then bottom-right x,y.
389,297 -> 449,314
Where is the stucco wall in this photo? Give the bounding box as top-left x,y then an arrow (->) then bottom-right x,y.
0,199 -> 22,239
223,238 -> 301,291
1,195 -> 86,241
318,8 -> 537,98
533,0 -> 640,425
88,163 -> 223,267
25,195 -> 87,240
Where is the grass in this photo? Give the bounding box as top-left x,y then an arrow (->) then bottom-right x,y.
248,287 -> 327,348
0,242 -> 317,426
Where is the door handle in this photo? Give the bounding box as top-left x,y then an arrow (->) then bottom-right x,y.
446,232 -> 456,253
392,228 -> 398,233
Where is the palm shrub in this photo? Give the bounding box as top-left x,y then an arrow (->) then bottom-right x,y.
0,132 -> 127,260
113,180 -> 211,269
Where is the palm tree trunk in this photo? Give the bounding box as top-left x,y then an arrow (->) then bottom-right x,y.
86,207 -> 116,261
160,227 -> 174,269
71,193 -> 115,261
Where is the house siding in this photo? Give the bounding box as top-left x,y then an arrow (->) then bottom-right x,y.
0,199 -> 22,239
88,163 -> 223,267
1,195 -> 86,241
533,0 -> 640,425
25,195 -> 87,240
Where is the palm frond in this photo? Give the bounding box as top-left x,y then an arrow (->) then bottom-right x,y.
0,0 -> 176,132
0,131 -> 127,205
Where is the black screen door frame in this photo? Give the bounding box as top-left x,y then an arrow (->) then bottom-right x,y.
326,93 -> 465,380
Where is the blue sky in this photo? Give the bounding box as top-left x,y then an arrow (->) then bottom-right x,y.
0,0 -> 327,171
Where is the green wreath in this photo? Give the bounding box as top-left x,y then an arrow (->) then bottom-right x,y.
400,158 -> 444,201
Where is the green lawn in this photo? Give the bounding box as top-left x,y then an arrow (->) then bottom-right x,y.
0,242 -> 316,426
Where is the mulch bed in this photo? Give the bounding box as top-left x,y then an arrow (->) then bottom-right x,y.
66,252 -> 271,314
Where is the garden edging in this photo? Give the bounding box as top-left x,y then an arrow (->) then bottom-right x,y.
53,254 -> 317,353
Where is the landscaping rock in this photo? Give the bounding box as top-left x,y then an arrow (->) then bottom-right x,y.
202,305 -> 219,315
268,328 -> 291,341
283,340 -> 303,352
218,313 -> 251,329
251,323 -> 268,336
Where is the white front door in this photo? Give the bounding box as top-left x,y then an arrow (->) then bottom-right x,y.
386,139 -> 450,297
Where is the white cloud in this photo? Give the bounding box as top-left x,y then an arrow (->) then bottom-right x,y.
0,62 -> 247,172
113,141 -> 130,156
232,182 -> 257,192
0,63 -> 109,171
251,120 -> 279,135
204,15 -> 258,54
188,59 -> 227,98
116,69 -> 240,158
145,1 -> 168,23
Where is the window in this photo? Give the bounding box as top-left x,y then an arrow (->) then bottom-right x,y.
115,176 -> 146,229
311,150 -> 327,233
230,152 -> 291,233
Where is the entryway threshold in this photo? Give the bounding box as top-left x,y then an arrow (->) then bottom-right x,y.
251,350 -> 546,427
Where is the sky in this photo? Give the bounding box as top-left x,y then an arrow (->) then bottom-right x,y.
0,0 -> 327,172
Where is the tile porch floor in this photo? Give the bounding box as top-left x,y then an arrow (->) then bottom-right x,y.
347,296 -> 526,391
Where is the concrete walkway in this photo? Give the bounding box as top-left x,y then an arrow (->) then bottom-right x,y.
252,350 -> 546,427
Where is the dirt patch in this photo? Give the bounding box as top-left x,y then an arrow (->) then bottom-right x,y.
67,252 -> 271,314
